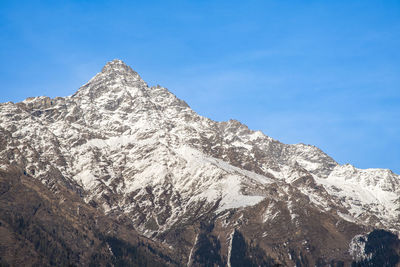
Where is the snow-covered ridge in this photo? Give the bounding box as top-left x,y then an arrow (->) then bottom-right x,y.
314,164 -> 400,227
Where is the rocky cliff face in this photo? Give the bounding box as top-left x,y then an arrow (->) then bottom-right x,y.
0,60 -> 399,266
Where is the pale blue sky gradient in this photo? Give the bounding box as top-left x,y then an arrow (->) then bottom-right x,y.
1,1 -> 399,172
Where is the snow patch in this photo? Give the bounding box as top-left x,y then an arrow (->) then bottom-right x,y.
349,234 -> 371,261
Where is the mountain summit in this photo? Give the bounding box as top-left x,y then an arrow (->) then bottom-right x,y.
100,59 -> 144,82
102,59 -> 135,73
0,60 -> 399,266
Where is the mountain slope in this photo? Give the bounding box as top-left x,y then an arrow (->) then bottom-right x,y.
0,59 -> 399,266
0,165 -> 178,266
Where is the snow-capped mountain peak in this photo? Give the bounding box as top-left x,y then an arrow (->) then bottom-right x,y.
1,60 -> 399,266
101,59 -> 141,78
72,59 -> 147,100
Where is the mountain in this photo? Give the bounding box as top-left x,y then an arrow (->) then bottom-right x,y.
0,59 -> 399,266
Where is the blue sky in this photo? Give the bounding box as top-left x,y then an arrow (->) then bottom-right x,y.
1,1 -> 399,173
